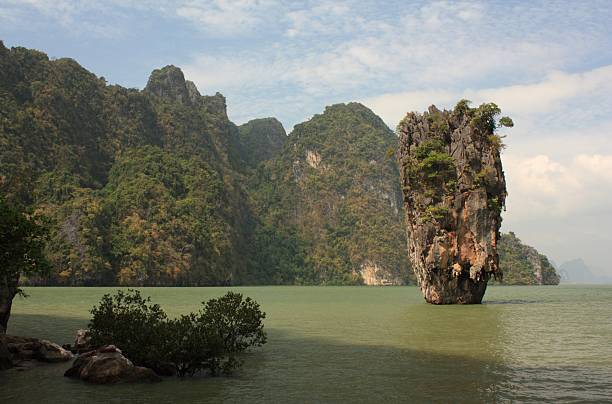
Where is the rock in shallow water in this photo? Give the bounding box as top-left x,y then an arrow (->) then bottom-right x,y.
3,335 -> 74,364
397,103 -> 508,304
64,345 -> 161,384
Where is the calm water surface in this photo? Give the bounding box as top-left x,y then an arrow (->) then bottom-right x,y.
1,285 -> 611,403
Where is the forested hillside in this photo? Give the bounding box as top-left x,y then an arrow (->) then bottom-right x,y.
496,232 -> 560,285
248,103 -> 411,285
0,42 -> 253,285
0,42 -> 559,286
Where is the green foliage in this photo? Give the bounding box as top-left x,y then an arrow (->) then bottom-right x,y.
419,151 -> 455,182
487,134 -> 506,152
238,118 -> 287,167
384,146 -> 396,160
496,232 -> 561,285
414,139 -> 446,160
1,42 -> 252,286
89,290 -> 266,377
424,204 -> 449,221
0,198 -> 50,331
498,116 -> 514,128
463,102 -> 513,138
88,289 -> 168,370
469,102 -> 501,132
453,99 -> 472,116
474,166 -> 497,188
195,292 -> 267,374
406,140 -> 456,203
249,103 -> 412,285
0,198 -> 50,280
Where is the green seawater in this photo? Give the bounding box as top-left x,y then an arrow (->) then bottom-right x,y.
1,285 -> 611,403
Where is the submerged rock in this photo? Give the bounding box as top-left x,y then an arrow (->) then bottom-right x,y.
64,345 -> 161,384
397,102 -> 511,304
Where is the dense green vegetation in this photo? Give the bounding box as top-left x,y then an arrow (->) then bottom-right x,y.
496,232 -> 560,285
249,103 -> 411,285
238,118 -> 286,167
0,42 -> 252,286
89,290 -> 266,376
0,43 -> 558,287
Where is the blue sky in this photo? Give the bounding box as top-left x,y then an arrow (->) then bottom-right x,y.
2,0 -> 612,276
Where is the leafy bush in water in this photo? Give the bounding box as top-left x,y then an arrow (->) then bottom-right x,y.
88,290 -> 168,371
167,292 -> 266,376
88,290 -> 266,377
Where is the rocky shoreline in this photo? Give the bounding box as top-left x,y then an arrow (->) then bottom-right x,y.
1,331 -> 161,384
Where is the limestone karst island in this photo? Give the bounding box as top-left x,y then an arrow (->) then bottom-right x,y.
1,2 -> 611,403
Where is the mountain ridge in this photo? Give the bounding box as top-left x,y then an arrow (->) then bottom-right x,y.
0,42 -> 560,286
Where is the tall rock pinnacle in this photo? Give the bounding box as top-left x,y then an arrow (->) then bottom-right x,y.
397,101 -> 512,304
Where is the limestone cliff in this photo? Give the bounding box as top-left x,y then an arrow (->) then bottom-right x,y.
397,101 -> 512,303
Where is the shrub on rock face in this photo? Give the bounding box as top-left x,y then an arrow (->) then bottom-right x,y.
88,290 -> 266,377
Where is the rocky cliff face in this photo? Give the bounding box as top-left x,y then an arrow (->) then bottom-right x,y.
397,101 -> 511,303
144,65 -> 192,105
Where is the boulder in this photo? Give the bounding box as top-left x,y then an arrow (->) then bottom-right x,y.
38,339 -> 74,362
65,345 -> 161,384
4,335 -> 73,363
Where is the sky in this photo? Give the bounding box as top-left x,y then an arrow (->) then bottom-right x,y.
1,0 -> 612,276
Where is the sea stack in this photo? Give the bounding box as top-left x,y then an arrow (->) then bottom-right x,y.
397,101 -> 512,304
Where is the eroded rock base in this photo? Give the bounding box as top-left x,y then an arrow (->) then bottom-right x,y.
421,276 -> 488,304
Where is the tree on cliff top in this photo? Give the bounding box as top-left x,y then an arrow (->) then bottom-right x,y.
0,198 -> 49,333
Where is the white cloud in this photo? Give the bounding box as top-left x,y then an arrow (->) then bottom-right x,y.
176,0 -> 278,36
285,2 -> 352,38
405,1 -> 485,30
1,0 -> 279,37
475,65 -> 612,116
361,64 -> 612,127
502,153 -> 612,267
